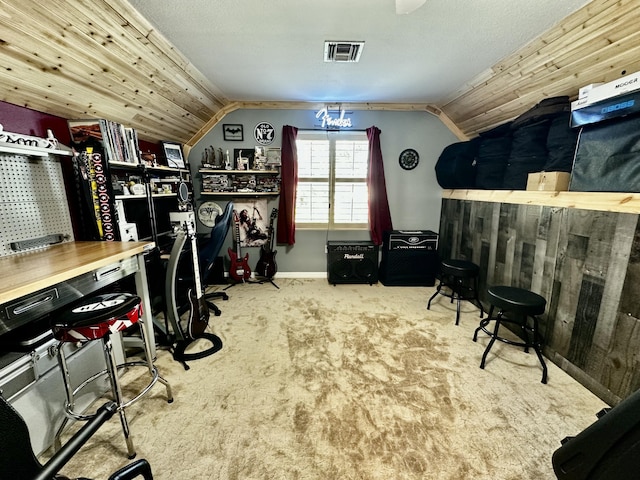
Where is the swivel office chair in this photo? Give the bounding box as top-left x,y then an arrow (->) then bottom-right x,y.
0,395 -> 153,480
199,201 -> 234,314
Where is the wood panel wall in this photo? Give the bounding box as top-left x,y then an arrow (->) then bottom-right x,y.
0,0 -> 637,146
439,198 -> 640,405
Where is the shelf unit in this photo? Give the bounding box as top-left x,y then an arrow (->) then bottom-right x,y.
109,161 -> 192,248
199,168 -> 280,196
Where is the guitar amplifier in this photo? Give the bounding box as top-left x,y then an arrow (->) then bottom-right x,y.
327,241 -> 379,285
379,230 -> 439,286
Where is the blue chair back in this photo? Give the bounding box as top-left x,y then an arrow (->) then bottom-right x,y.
200,201 -> 234,285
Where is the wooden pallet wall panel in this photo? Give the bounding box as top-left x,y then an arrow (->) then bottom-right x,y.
603,311 -> 640,398
439,197 -> 640,403
567,276 -> 604,369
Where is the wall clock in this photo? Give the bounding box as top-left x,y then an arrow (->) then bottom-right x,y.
399,148 -> 419,170
197,201 -> 223,228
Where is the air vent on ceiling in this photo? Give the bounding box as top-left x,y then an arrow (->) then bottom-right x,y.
324,41 -> 364,63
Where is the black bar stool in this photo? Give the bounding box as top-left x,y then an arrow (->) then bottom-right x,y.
473,285 -> 548,383
427,259 -> 485,325
51,292 -> 173,458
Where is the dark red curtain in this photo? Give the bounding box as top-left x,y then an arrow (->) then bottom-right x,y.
366,126 -> 393,245
277,125 -> 298,245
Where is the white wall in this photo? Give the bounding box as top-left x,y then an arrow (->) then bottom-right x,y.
187,108 -> 456,273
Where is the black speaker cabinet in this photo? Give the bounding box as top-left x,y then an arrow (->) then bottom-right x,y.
379,230 -> 439,286
327,241 -> 379,285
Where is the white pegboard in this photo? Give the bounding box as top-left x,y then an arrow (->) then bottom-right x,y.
0,153 -> 74,256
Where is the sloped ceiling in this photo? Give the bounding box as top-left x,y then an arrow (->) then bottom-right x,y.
0,0 -> 637,147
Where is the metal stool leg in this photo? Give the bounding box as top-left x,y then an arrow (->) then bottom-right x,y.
454,279 -> 462,325
520,314 -> 531,353
137,316 -> 173,403
427,280 -> 443,310
473,305 -> 494,341
54,343 -> 72,451
532,316 -> 548,384
479,310 -> 503,369
102,336 -> 136,459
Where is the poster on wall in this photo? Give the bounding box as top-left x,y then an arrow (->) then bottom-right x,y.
232,199 -> 269,247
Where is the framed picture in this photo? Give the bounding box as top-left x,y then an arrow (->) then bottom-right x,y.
162,141 -> 185,168
265,147 -> 282,168
223,124 -> 244,141
68,119 -> 104,143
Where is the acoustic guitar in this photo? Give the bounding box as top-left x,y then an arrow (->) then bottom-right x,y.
185,217 -> 210,339
256,208 -> 278,279
228,210 -> 251,282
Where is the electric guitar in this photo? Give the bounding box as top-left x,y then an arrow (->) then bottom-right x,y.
185,216 -> 210,339
228,210 -> 251,282
256,208 -> 278,278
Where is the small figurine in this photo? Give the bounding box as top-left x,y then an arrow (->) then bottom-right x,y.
225,150 -> 232,170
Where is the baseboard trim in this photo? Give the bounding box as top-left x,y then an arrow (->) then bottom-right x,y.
273,272 -> 327,279
222,272 -> 328,279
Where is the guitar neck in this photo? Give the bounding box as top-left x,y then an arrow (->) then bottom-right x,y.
187,220 -> 203,299
267,208 -> 277,251
234,217 -> 242,256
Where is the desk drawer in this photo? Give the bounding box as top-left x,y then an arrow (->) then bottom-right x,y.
0,256 -> 138,336
0,338 -> 93,401
4,339 -> 106,455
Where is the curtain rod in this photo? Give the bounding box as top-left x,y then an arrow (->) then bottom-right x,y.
299,128 -> 368,132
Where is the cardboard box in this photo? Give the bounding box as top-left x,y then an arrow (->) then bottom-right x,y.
578,83 -> 603,99
526,172 -> 571,191
572,71 -> 640,111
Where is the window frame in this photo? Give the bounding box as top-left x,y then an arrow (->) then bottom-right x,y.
295,130 -> 369,230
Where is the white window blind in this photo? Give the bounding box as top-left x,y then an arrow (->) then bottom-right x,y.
295,131 -> 369,229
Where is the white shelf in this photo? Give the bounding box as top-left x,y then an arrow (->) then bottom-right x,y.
109,161 -> 188,174
0,141 -> 73,157
115,193 -> 178,200
115,194 -> 146,200
201,191 -> 279,196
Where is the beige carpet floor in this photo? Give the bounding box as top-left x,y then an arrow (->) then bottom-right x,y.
51,278 -> 606,479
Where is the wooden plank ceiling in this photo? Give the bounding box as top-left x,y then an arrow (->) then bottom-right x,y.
442,0 -> 640,138
0,0 -> 637,146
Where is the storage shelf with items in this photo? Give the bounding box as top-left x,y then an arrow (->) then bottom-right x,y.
109,162 -> 191,248
66,119 -> 192,249
198,145 -> 281,197
200,169 -> 280,196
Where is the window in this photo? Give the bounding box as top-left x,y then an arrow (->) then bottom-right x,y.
295,131 -> 369,229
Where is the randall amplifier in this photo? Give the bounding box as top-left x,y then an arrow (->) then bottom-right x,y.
379,230 -> 439,286
327,241 -> 379,285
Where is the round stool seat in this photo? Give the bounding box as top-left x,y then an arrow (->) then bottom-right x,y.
441,259 -> 480,278
487,286 -> 546,316
52,293 -> 142,343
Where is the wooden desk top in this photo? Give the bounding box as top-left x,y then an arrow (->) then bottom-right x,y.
0,241 -> 154,305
